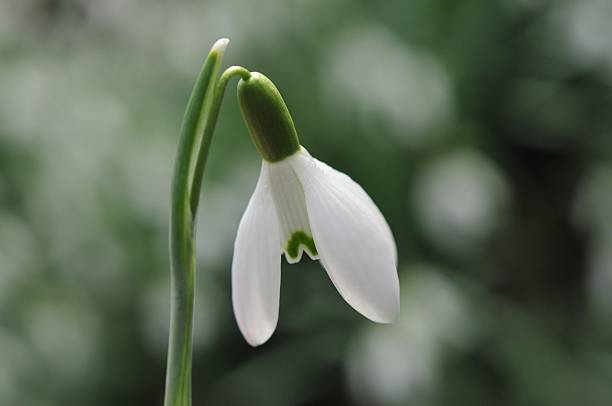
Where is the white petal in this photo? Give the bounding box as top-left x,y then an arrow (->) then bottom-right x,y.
298,148 -> 397,265
288,148 -> 400,323
232,163 -> 281,346
267,159 -> 318,263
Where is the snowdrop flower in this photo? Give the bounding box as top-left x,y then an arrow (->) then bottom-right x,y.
233,72 -> 400,346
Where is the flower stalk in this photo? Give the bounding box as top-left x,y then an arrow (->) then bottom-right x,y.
164,39 -> 249,406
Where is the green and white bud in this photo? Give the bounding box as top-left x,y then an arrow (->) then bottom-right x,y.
237,73 -> 300,162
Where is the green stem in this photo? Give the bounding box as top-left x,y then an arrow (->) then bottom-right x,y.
164,38 -> 250,406
190,66 -> 251,215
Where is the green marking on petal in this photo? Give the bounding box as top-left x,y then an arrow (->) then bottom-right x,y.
286,230 -> 318,260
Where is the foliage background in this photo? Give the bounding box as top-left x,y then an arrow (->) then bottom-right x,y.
1,0 -> 612,405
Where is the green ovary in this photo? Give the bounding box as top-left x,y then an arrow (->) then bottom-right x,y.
286,231 -> 318,260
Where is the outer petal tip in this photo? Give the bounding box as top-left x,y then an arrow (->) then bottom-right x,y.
367,287 -> 400,324
236,316 -> 275,347
340,263 -> 400,324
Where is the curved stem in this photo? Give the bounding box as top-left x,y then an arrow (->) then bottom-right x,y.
190,66 -> 251,214
164,37 -> 250,406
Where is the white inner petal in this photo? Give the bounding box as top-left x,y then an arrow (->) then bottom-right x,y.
265,160 -> 318,263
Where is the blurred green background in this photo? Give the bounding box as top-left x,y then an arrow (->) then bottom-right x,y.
2,0 -> 612,405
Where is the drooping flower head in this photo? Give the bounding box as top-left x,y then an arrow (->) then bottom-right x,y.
233,72 -> 400,346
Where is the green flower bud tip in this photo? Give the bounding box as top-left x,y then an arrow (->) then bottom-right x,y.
237,72 -> 300,162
